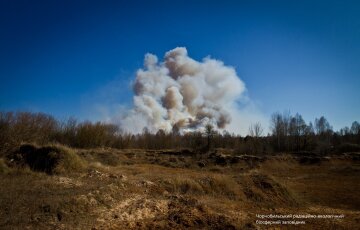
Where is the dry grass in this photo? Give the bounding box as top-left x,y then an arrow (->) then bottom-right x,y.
156,173 -> 241,199
0,146 -> 359,229
51,144 -> 87,174
0,158 -> 10,174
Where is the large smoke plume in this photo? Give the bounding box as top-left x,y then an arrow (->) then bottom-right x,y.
119,47 -> 249,134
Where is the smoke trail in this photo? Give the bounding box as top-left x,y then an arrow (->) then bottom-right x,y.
119,47 -> 248,134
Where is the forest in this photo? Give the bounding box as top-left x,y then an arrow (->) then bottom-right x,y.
1,111 -> 359,154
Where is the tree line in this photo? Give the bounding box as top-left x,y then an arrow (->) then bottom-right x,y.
0,111 -> 359,155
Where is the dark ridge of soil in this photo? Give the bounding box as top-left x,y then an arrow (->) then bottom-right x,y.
6,144 -> 62,174
297,156 -> 322,165
209,153 -> 266,167
160,149 -> 195,156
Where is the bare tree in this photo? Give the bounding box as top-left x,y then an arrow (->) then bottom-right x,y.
270,111 -> 290,151
249,122 -> 264,137
205,123 -> 215,150
248,122 -> 264,154
315,116 -> 332,135
288,113 -> 307,150
351,121 -> 360,135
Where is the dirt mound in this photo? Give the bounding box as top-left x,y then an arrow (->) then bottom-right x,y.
160,149 -> 195,156
240,173 -> 297,207
160,196 -> 237,229
298,156 -> 322,165
135,196 -> 237,230
334,143 -> 360,154
80,150 -> 121,166
210,153 -> 266,167
344,152 -> 360,161
93,193 -> 238,230
6,144 -> 85,174
292,151 -> 318,157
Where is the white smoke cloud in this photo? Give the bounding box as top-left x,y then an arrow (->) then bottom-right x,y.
118,47 -> 265,134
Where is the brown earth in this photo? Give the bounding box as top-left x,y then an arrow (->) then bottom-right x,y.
0,145 -> 359,229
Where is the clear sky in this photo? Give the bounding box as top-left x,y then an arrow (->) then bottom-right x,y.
1,0 -> 359,131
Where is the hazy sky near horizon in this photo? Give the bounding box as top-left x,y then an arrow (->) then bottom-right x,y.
1,0 -> 359,132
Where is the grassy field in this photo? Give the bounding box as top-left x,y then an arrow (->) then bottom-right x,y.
0,145 -> 359,229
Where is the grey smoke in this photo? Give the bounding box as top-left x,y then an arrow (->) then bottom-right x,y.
119,47 -> 261,134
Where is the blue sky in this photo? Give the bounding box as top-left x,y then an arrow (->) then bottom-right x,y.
1,0 -> 359,131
